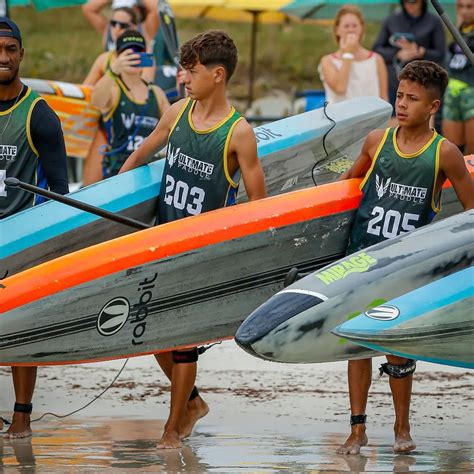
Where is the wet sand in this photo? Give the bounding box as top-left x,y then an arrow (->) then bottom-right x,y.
1,341 -> 473,471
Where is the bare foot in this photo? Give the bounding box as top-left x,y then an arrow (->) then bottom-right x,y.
336,427 -> 368,455
393,430 -> 416,454
157,430 -> 182,449
3,413 -> 32,440
180,396 -> 209,439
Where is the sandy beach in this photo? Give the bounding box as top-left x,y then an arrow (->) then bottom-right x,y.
1,340 -> 473,471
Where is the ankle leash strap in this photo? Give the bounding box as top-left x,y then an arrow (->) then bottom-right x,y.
350,414 -> 367,425
14,403 -> 33,414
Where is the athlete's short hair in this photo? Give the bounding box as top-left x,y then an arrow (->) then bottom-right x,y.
398,60 -> 449,99
180,30 -> 238,82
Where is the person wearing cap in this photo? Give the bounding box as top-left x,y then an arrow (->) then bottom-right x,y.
0,18 -> 69,438
119,30 -> 266,449
91,29 -> 169,178
83,0 -> 178,97
84,6 -> 147,86
83,6 -> 155,186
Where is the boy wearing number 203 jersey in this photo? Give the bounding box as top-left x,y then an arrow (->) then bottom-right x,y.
119,30 -> 266,450
337,60 -> 474,456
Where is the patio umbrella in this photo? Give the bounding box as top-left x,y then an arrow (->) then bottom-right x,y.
10,0 -> 295,106
9,0 -> 458,103
281,0 -> 456,22
170,1 -> 298,108
168,0 -> 455,106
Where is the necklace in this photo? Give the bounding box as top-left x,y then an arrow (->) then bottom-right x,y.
0,83 -> 25,140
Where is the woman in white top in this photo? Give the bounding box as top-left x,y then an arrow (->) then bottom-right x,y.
319,5 -> 388,104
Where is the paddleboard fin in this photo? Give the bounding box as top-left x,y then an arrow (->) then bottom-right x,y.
284,267 -> 309,287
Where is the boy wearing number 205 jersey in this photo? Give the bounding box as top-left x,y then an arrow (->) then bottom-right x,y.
119,30 -> 266,450
337,60 -> 474,457
347,126 -> 444,253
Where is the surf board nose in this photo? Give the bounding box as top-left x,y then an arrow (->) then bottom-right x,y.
235,290 -> 326,356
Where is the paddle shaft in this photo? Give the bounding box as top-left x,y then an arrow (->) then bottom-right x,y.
158,0 -> 185,98
430,0 -> 474,65
0,0 -> 8,17
4,178 -> 151,230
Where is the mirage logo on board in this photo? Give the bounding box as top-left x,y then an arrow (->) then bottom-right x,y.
315,252 -> 377,285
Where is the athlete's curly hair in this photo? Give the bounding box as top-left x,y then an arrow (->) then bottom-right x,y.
180,30 -> 238,82
398,60 -> 449,99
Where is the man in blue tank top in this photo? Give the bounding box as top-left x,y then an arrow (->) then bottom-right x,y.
337,61 -> 474,455
120,30 -> 266,449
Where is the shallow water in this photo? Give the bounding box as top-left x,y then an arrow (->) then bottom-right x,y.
1,341 -> 473,471
1,417 -> 473,471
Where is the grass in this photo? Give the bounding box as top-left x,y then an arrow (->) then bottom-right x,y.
13,5 -> 381,102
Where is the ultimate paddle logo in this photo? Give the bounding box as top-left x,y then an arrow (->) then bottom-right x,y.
0,144 -> 17,162
315,252 -> 377,285
97,298 -> 130,336
365,304 -> 400,321
375,175 -> 391,198
375,174 -> 427,203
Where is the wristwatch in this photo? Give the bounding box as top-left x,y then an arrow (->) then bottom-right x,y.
341,52 -> 355,60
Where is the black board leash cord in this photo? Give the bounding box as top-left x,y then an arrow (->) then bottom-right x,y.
311,101 -> 337,187
0,342 -> 221,428
0,359 -> 129,428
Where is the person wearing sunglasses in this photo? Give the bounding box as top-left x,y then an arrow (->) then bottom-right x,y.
373,0 -> 446,125
82,0 -> 158,53
84,7 -> 142,86
91,30 -> 169,179
82,5 -> 157,185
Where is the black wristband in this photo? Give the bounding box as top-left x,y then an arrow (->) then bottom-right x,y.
14,402 -> 33,414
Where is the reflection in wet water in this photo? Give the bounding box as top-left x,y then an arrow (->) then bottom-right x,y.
1,418 -> 472,472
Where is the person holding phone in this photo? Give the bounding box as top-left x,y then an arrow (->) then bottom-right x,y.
319,5 -> 388,103
91,30 -> 169,178
82,6 -> 157,186
373,0 -> 446,121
